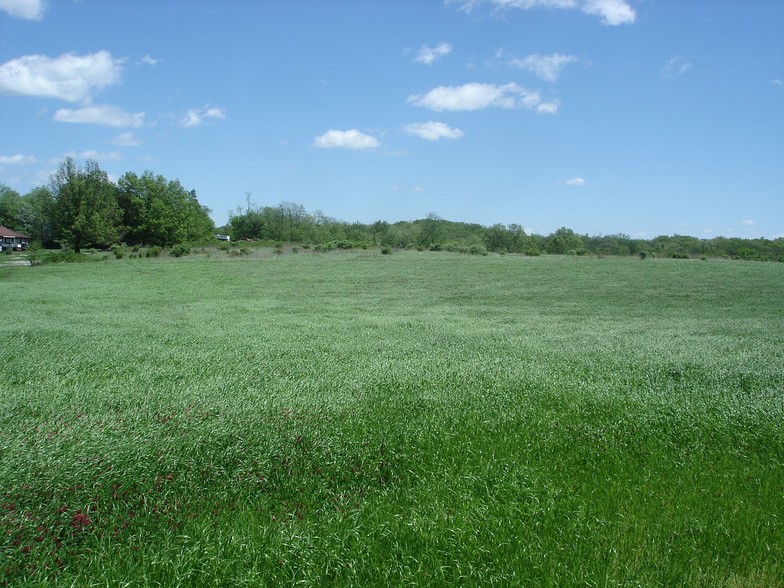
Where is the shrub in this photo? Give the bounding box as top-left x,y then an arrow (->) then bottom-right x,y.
381,247 -> 392,255
110,243 -> 125,259
40,250 -> 91,264
524,248 -> 541,257
145,246 -> 161,258
639,251 -> 648,260
469,244 -> 488,256
170,243 -> 191,258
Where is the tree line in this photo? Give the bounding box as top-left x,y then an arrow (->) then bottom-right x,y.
0,158 -> 214,251
227,203 -> 783,261
2,166 -> 781,261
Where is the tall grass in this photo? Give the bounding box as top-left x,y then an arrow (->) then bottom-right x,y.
1,253 -> 782,586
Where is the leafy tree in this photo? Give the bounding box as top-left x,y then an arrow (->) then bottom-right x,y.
51,158 -> 121,252
0,184 -> 23,228
546,227 -> 585,254
368,220 -> 390,245
506,223 -> 527,253
117,171 -> 214,246
483,223 -> 509,252
418,212 -> 442,247
21,186 -> 57,246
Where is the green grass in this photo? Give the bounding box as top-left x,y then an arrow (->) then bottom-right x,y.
1,252 -> 782,586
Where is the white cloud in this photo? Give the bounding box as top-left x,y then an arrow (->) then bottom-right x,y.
313,129 -> 380,150
54,105 -> 144,127
582,0 -> 635,25
111,131 -> 143,146
408,82 -> 556,114
0,50 -> 123,103
566,177 -> 586,186
662,56 -> 692,78
63,150 -> 123,163
180,106 -> 226,128
140,55 -> 161,66
536,100 -> 560,114
414,43 -> 452,65
508,53 -> 579,81
0,153 -> 37,165
448,0 -> 635,25
741,219 -> 755,226
0,0 -> 45,20
404,121 -> 464,141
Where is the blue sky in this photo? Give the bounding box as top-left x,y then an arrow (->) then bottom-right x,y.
1,0 -> 782,238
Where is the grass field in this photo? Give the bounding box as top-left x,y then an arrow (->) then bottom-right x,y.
1,251 -> 782,586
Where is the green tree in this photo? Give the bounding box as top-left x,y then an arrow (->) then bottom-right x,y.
0,184 -> 23,228
418,212 -> 442,247
117,171 -> 214,246
506,223 -> 527,253
21,186 -> 57,246
51,158 -> 121,252
483,223 -> 509,252
546,227 -> 585,255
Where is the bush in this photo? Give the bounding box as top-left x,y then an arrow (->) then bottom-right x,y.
469,244 -> 488,256
381,247 -> 392,255
40,250 -> 92,264
145,246 -> 161,258
110,243 -> 125,259
170,243 -> 191,258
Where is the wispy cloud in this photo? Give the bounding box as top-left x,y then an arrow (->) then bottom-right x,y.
413,43 -> 453,65
111,131 -> 143,146
404,121 -> 463,141
54,105 -> 144,127
140,55 -> 161,66
566,177 -> 586,186
408,82 -> 558,114
507,53 -> 579,82
63,150 -> 123,163
741,219 -> 755,226
0,153 -> 37,165
0,0 -> 45,20
662,56 -> 692,78
0,50 -> 124,103
179,106 -> 226,128
448,0 -> 636,26
313,129 -> 380,150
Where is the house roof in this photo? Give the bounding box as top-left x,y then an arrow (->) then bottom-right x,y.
0,225 -> 31,239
